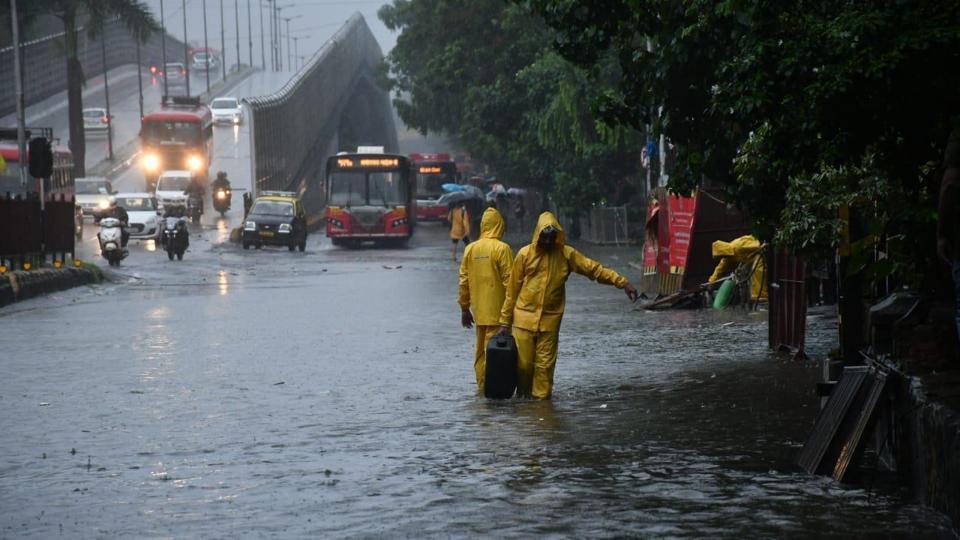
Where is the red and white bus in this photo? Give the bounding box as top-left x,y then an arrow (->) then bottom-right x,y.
139,96 -> 213,191
410,152 -> 458,222
325,151 -> 415,247
0,139 -> 75,197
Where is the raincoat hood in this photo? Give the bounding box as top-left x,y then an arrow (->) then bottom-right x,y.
479,208 -> 506,240
531,212 -> 566,249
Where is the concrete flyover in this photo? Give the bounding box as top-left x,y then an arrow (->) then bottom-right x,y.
244,13 -> 398,217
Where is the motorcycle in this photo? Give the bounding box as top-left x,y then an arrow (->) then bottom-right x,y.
213,186 -> 232,217
187,194 -> 203,225
161,215 -> 189,261
98,217 -> 128,266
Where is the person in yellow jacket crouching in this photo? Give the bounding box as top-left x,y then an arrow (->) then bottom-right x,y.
459,208 -> 514,393
498,212 -> 638,399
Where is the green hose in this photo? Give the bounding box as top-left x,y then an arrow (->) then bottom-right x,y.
713,279 -> 735,309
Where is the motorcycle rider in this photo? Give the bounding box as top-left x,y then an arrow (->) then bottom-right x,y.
183,176 -> 206,216
102,197 -> 130,247
212,171 -> 231,192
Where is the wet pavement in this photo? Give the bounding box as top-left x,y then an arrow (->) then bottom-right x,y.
0,225 -> 956,538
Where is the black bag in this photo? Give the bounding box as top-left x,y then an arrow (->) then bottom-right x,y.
485,334 -> 517,399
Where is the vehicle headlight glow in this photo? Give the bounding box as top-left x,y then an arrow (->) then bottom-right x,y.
142,153 -> 160,171
244,221 -> 256,231
186,155 -> 204,171
98,199 -> 110,209
278,223 -> 292,233
216,190 -> 227,200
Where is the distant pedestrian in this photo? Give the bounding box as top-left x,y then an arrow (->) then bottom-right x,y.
937,124 -> 960,346
243,192 -> 253,217
498,212 -> 638,399
513,197 -> 526,233
448,202 -> 471,261
459,208 -> 514,393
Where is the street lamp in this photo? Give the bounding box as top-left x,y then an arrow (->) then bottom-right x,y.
273,3 -> 295,71
160,0 -> 168,96
182,0 -> 190,96
220,0 -> 227,80
203,0 -> 210,93
235,0 -> 241,72
100,32 -> 114,160
281,14 -> 301,71
259,0 -> 266,69
247,0 -> 253,67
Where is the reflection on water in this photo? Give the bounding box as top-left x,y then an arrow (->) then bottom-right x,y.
218,270 -> 229,296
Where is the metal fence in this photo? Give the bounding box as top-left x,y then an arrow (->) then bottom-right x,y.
768,248 -> 808,356
0,18 -> 186,117
245,14 -> 397,211
0,193 -> 76,266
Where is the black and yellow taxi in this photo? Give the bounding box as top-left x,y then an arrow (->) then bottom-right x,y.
242,191 -> 308,251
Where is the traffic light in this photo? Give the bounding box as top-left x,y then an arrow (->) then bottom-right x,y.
28,137 -> 53,178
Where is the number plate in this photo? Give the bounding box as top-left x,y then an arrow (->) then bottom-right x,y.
259,231 -> 275,237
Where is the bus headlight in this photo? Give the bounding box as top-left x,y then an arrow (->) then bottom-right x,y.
142,153 -> 160,171
244,221 -> 256,231
186,155 -> 204,171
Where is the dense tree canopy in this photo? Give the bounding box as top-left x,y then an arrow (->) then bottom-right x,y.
379,0 -> 643,219
526,0 -> 960,286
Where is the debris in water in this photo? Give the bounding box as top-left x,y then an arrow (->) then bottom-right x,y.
381,265 -> 403,270
599,404 -> 608,409
39,402 -> 50,406
273,381 -> 285,386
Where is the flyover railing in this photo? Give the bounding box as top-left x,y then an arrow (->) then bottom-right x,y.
244,14 -> 387,196
0,18 -> 187,117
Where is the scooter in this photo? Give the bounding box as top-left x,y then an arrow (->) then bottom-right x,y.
187,194 -> 203,225
98,217 -> 128,266
161,215 -> 189,261
213,186 -> 232,217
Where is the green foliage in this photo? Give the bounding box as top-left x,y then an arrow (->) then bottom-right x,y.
379,0 -> 642,212
527,0 -> 960,291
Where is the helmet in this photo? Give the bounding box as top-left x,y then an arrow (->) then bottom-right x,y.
216,171 -> 227,180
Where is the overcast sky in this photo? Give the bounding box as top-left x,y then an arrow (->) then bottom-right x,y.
139,0 -> 396,69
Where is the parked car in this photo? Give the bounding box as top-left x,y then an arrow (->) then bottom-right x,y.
154,170 -> 195,213
114,193 -> 161,240
74,176 -> 114,220
210,97 -> 244,125
82,107 -> 112,135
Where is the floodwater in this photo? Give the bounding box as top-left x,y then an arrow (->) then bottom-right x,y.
0,225 -> 954,538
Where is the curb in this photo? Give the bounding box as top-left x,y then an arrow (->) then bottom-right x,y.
0,267 -> 103,308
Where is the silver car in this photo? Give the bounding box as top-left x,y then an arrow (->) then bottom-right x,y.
210,97 -> 244,125
82,108 -> 111,135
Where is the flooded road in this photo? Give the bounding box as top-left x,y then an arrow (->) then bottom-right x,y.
0,225 -> 954,538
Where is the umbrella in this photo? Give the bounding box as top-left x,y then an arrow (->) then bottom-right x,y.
460,185 -> 483,198
507,187 -> 527,197
442,183 -> 465,193
437,190 -> 481,206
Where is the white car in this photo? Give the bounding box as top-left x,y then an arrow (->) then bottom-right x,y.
210,97 -> 244,125
154,170 -> 195,211
191,51 -> 219,71
114,193 -> 161,239
74,176 -> 114,219
82,107 -> 111,134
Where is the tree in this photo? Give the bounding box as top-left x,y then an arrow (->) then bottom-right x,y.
526,0 -> 960,289
379,0 -> 642,216
28,0 -> 160,176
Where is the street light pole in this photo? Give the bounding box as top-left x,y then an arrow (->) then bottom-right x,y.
259,0 -> 265,69
182,0 -> 190,96
285,18 -> 291,71
160,0 -> 168,96
100,32 -> 114,160
203,0 -> 210,93
234,0 -> 241,72
219,0 -> 227,80
135,37 -> 144,118
247,0 -> 253,68
9,0 -> 26,188
292,36 -> 298,71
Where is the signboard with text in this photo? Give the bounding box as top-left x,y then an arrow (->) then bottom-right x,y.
667,193 -> 698,274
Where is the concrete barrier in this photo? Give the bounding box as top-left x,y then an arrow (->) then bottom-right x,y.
0,266 -> 103,308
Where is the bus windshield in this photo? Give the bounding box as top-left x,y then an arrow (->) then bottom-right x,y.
416,174 -> 447,198
330,171 -> 405,206
142,121 -> 200,144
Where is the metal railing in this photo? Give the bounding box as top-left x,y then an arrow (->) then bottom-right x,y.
245,14 -> 397,210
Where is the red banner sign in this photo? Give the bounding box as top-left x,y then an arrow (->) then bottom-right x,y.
667,193 -> 698,273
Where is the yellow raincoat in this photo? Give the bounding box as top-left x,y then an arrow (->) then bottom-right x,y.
449,206 -> 471,240
458,209 -> 514,390
499,212 -> 629,399
708,235 -> 767,300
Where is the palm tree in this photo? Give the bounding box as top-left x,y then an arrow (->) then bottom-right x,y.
47,0 -> 160,176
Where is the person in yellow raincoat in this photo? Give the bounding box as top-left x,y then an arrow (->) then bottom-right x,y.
448,202 -> 471,261
708,235 -> 767,300
498,212 -> 639,399
458,208 -> 514,392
